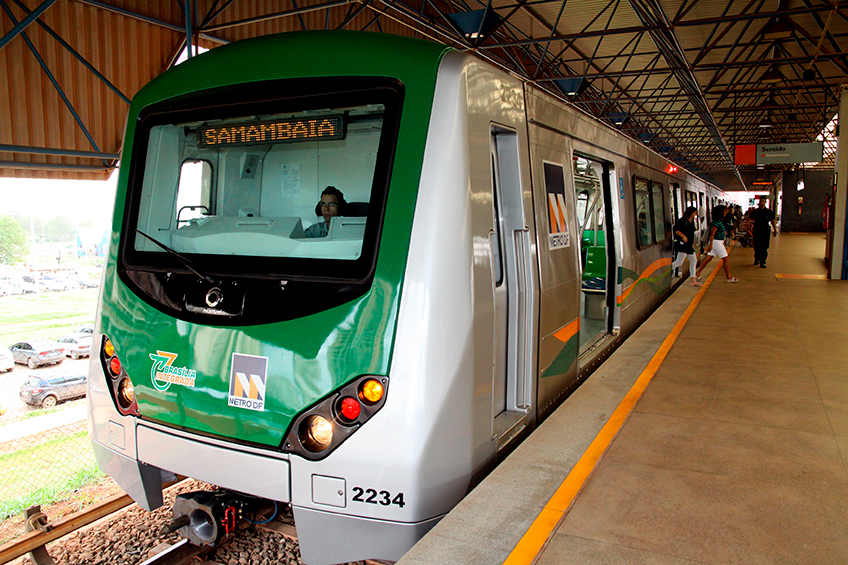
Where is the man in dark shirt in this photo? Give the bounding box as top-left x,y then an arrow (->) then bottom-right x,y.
750,199 -> 777,267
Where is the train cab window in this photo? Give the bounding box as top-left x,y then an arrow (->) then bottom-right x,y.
651,182 -> 667,241
133,104 -> 385,263
119,78 -> 403,324
633,177 -> 652,248
175,160 -> 214,227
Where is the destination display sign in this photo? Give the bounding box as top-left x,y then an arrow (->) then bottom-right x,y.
198,115 -> 345,147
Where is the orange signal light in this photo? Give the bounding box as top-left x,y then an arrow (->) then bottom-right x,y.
360,379 -> 384,404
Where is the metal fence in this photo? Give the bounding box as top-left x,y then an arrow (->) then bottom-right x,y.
0,284 -> 121,545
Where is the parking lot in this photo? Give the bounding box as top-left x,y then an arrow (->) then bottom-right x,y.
0,282 -> 103,542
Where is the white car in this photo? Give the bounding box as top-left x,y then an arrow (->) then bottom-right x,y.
0,282 -> 23,296
0,347 -> 13,372
56,333 -> 93,360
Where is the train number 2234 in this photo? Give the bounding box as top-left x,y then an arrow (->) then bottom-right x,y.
351,487 -> 406,508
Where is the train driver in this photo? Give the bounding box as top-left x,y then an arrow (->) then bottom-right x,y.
305,186 -> 347,238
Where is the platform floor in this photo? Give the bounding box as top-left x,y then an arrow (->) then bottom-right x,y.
397,233 -> 848,565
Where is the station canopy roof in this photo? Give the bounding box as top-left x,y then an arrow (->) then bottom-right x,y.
1,0 -> 845,191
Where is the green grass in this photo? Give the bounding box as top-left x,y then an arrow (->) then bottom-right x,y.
0,431 -> 102,520
0,289 -> 98,344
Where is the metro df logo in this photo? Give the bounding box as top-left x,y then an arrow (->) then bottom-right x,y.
228,353 -> 269,412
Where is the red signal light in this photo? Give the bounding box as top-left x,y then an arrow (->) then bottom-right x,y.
338,397 -> 361,422
668,165 -> 678,174
109,356 -> 122,376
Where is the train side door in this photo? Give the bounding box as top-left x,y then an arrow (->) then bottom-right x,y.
573,155 -> 616,354
490,125 -> 534,448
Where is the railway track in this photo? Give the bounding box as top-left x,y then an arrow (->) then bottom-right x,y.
1,479 -> 382,565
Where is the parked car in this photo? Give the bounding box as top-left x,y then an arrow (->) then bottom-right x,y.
0,282 -> 23,296
0,347 -> 13,372
31,280 -> 49,292
20,372 -> 87,408
9,339 -> 64,369
43,278 -> 71,292
10,279 -> 36,294
56,333 -> 93,359
73,323 -> 94,334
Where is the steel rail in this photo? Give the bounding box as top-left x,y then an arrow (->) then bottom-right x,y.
0,492 -> 134,564
137,539 -> 215,565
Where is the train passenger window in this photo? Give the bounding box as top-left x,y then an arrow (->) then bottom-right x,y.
576,191 -> 589,229
633,177 -> 652,248
651,182 -> 667,241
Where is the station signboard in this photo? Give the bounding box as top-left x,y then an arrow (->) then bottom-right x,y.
734,142 -> 823,165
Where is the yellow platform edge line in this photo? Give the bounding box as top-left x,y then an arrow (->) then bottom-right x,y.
775,273 -> 827,280
502,264 -> 722,565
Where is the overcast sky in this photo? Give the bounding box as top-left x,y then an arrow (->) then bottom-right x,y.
0,172 -> 118,231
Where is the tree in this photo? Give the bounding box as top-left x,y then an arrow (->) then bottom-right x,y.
0,215 -> 29,263
45,215 -> 76,243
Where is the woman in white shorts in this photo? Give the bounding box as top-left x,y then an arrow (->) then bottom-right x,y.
695,205 -> 738,283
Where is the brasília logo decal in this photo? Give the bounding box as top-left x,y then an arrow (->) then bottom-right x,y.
149,351 -> 197,392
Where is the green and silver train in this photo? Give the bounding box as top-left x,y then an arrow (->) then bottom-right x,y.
88,31 -> 727,564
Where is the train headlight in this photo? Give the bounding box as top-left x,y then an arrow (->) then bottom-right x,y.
117,377 -> 135,409
360,379 -> 384,404
104,339 -> 115,357
285,375 -> 389,460
300,415 -> 333,452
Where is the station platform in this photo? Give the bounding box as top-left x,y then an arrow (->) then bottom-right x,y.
397,233 -> 848,565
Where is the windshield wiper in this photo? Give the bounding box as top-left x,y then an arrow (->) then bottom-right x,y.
135,229 -> 216,284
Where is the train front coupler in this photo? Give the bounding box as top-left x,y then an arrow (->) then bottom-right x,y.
160,490 -> 277,547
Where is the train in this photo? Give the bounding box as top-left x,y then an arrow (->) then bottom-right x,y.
87,31 -> 728,565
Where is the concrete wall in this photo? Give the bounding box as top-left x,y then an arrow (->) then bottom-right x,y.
780,169 -> 832,232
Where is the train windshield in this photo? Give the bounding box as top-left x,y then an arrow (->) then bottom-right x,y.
122,79 -> 402,286
134,106 -> 384,262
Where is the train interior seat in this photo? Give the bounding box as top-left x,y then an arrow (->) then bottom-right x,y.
346,202 -> 369,216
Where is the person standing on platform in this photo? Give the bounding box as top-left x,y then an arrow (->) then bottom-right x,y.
722,205 -> 735,239
750,198 -> 777,267
695,204 -> 739,283
671,206 -> 700,286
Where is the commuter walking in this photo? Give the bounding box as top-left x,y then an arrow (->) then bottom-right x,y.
696,204 -> 739,283
750,198 -> 778,267
671,207 -> 700,286
722,205 -> 735,239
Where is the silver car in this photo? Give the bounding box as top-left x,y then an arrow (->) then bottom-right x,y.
9,339 -> 64,369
